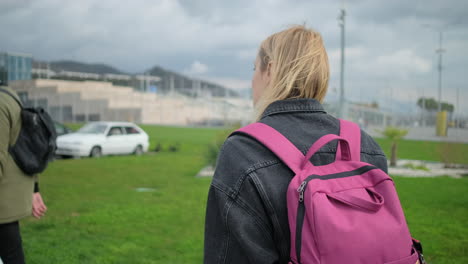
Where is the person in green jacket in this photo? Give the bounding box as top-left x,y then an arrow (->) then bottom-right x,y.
0,85 -> 47,264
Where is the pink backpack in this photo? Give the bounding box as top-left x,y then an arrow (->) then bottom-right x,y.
237,119 -> 424,264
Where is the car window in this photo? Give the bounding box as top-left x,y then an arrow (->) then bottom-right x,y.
108,127 -> 123,136
55,123 -> 65,134
124,126 -> 140,134
79,123 -> 108,134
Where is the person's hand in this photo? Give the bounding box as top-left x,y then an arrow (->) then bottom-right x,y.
32,192 -> 47,219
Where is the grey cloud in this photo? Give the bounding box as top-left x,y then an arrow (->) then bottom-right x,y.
352,0 -> 468,27
0,0 -> 466,111
0,0 -> 33,15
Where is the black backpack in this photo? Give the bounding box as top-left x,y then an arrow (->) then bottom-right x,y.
0,88 -> 57,175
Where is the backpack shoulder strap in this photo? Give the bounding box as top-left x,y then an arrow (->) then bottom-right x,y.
233,123 -> 304,174
36,108 -> 58,140
337,119 -> 361,161
0,88 -> 23,108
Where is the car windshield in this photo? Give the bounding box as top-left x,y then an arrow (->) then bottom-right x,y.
77,123 -> 108,134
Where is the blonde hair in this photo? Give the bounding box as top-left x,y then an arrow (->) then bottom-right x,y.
255,25 -> 329,120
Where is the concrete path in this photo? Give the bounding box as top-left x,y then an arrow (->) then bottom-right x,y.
389,160 -> 468,178
197,160 -> 468,179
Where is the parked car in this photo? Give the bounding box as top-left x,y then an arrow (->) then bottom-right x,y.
56,122 -> 149,158
54,121 -> 73,136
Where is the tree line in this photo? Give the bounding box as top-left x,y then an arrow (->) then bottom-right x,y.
417,97 -> 454,112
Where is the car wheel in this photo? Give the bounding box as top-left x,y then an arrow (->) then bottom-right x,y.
134,145 -> 143,156
90,146 -> 102,158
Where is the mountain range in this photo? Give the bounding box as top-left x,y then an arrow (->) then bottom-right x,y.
32,60 -> 240,97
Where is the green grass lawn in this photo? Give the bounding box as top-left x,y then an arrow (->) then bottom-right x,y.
393,176 -> 468,264
20,125 -> 467,263
374,138 -> 468,164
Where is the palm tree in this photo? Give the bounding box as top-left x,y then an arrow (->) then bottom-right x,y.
379,127 -> 408,167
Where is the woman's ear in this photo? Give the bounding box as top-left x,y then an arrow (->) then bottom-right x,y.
264,62 -> 272,83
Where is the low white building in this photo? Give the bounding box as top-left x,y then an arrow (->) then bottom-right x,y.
10,79 -> 253,126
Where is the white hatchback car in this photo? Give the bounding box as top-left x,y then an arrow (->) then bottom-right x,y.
56,122 -> 150,158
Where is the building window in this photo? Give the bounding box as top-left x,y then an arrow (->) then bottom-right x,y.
2,54 -> 32,82
89,114 -> 100,121
75,114 -> 86,122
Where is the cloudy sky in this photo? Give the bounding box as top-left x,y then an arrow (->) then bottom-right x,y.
1,0 -> 467,113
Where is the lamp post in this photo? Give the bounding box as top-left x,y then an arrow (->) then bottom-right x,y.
456,87 -> 459,130
435,31 -> 445,112
338,7 -> 346,119
423,24 -> 449,136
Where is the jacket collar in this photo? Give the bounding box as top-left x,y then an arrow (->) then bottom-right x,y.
260,98 -> 326,119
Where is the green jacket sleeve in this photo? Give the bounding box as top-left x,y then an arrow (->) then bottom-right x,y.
0,95 -> 12,180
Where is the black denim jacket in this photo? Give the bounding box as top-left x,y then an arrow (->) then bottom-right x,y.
204,99 -> 388,264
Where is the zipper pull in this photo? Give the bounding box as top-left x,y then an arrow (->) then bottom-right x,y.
297,181 -> 307,202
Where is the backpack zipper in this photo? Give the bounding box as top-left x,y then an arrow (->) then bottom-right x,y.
297,181 -> 307,202
295,178 -> 313,264
296,165 -> 377,203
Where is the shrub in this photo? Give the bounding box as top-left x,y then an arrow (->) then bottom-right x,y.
437,142 -> 464,168
204,123 -> 241,167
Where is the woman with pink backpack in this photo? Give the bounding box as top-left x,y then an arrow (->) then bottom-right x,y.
204,25 -> 423,264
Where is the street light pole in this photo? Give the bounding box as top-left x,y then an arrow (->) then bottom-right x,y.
436,31 -> 445,112
338,8 -> 346,119
421,86 -> 426,127
456,87 -> 460,129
